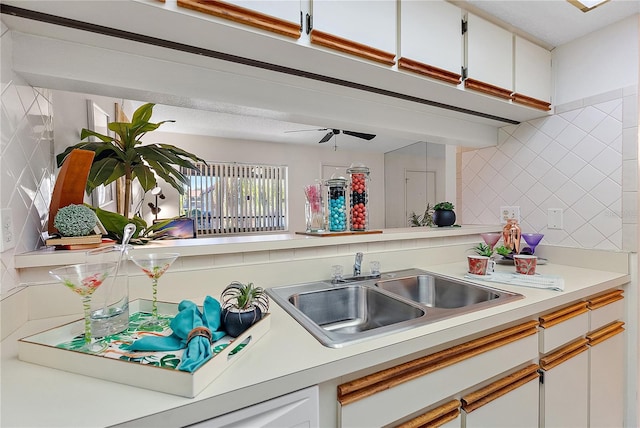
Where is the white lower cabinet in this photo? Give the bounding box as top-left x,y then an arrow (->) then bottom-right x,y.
190,386 -> 319,428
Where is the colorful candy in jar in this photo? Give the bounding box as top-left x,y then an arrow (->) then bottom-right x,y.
327,178 -> 347,232
347,164 -> 370,231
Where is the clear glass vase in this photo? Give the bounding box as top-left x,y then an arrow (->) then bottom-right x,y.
304,183 -> 325,232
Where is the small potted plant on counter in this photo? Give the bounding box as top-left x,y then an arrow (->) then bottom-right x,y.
432,201 -> 456,227
472,243 -> 494,257
221,281 -> 269,337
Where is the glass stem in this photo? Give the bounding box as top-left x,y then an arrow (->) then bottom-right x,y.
82,296 -> 92,344
151,278 -> 159,319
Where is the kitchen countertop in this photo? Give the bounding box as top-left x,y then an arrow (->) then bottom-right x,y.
1,260 -> 629,427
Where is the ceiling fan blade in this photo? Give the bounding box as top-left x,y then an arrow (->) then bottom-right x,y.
342,130 -> 376,140
284,128 -> 329,133
318,131 -> 334,144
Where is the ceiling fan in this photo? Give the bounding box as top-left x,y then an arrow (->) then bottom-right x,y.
285,128 -> 376,144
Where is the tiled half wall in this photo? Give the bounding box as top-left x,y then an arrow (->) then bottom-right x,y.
461,87 -> 638,252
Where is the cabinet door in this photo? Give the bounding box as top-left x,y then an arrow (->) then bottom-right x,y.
464,13 -> 513,98
191,386 -> 319,427
540,350 -> 589,428
399,0 -> 462,83
311,0 -> 396,65
464,378 -> 539,428
513,35 -> 552,109
588,323 -> 625,428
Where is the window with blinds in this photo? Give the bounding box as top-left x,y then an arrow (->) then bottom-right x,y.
181,162 -> 288,235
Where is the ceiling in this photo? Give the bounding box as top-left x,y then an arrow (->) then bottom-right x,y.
132,0 -> 640,152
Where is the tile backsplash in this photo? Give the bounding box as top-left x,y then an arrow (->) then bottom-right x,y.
1,25 -> 55,294
461,87 -> 638,252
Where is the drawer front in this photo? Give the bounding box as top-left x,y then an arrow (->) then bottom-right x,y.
590,299 -> 624,331
539,311 -> 588,354
339,333 -> 538,428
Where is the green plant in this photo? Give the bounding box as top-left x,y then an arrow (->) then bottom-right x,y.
56,103 -> 206,219
433,201 -> 454,211
221,281 -> 269,313
54,204 -> 98,236
90,205 -> 175,244
495,245 -> 512,257
409,204 -> 434,227
472,243 -> 494,257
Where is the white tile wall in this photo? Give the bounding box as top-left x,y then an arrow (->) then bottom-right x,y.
462,88 -> 638,252
1,26 -> 55,294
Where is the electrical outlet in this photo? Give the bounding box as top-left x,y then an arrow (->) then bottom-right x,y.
548,208 -> 564,230
500,206 -> 520,224
0,208 -> 15,252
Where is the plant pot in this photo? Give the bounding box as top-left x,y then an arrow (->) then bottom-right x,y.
222,307 -> 262,338
432,209 -> 456,227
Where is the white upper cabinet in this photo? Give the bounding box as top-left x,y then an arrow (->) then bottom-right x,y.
464,13 -> 513,98
399,0 -> 462,84
513,35 -> 552,108
310,0 -> 397,65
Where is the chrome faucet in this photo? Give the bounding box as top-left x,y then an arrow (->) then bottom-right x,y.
353,252 -> 363,277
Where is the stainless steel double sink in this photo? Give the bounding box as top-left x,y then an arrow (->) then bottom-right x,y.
267,269 -> 523,348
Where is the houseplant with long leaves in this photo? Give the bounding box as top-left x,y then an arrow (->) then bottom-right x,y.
56,103 -> 205,220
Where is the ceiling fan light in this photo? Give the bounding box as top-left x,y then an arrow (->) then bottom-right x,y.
567,0 -> 610,12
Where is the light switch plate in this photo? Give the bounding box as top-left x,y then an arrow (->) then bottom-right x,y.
548,208 -> 563,229
500,206 -> 520,224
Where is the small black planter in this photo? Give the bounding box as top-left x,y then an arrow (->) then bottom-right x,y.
222,307 -> 262,338
432,209 -> 456,227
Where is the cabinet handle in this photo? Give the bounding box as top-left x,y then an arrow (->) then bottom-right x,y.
310,29 -> 396,66
464,78 -> 512,100
588,289 -> 624,310
540,338 -> 589,370
398,57 -> 461,85
177,0 -> 302,39
395,399 -> 460,428
587,321 -> 625,346
511,92 -> 551,111
338,320 -> 538,405
539,301 -> 588,328
461,364 -> 540,413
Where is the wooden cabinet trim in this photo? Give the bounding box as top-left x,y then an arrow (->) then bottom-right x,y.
395,399 -> 460,428
310,29 -> 396,66
588,289 -> 624,310
512,92 -> 552,111
540,338 -> 589,370
398,57 -> 461,85
177,0 -> 302,39
464,78 -> 512,100
461,364 -> 540,413
587,321 -> 625,346
338,320 -> 538,405
539,302 -> 589,328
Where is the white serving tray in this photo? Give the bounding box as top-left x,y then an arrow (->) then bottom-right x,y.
18,299 -> 270,398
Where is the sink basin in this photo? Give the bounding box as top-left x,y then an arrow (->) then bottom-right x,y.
267,269 -> 523,348
288,284 -> 424,334
375,274 -> 509,309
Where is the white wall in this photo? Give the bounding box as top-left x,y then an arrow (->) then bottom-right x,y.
553,15 -> 639,106
0,22 -> 55,295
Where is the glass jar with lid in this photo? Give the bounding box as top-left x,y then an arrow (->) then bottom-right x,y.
347,163 -> 370,231
326,176 -> 348,232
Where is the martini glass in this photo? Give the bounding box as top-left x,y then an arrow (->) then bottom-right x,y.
480,233 -> 502,250
49,262 -> 117,353
129,253 -> 179,328
522,233 -> 544,254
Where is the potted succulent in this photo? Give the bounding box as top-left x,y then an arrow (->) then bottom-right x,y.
221,281 -> 269,337
472,243 -> 494,257
432,202 -> 456,227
